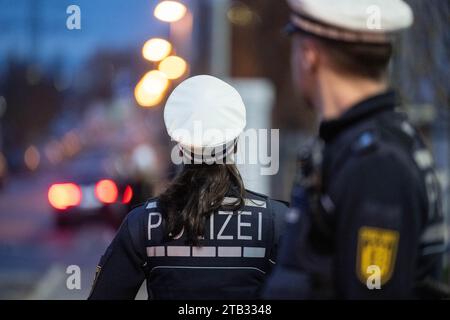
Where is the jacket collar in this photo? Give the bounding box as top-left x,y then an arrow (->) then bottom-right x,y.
319,90 -> 397,142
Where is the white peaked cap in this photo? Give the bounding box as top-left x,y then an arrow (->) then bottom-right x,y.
287,0 -> 413,43
164,75 -> 246,162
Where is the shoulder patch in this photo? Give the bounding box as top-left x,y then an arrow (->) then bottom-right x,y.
356,226 -> 399,287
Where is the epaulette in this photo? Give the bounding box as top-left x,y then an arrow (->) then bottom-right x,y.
143,197 -> 159,210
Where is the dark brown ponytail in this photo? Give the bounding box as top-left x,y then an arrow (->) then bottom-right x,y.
159,164 -> 245,245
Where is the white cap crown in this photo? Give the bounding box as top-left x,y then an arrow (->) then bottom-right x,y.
164,75 -> 246,154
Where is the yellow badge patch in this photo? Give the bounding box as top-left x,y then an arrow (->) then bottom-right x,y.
356,226 -> 399,286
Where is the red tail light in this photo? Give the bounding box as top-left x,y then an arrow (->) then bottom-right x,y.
48,183 -> 82,210
122,185 -> 133,204
95,179 -> 118,204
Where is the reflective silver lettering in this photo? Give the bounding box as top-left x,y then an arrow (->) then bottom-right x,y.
237,211 -> 252,240
217,211 -> 233,240
148,212 -> 162,240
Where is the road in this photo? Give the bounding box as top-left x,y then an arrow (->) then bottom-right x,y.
0,169 -> 146,299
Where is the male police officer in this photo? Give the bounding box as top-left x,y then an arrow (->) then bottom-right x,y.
264,0 -> 448,299
89,75 -> 288,299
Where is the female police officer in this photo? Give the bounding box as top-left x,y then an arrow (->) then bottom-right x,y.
88,75 -> 288,300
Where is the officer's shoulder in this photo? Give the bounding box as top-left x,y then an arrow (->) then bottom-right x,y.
245,189 -> 289,210
244,189 -> 269,200
349,126 -> 409,161
350,129 -> 379,156
126,197 -> 159,221
343,128 -> 417,180
268,198 -> 290,210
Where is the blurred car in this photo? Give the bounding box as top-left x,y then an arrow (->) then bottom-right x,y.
47,149 -> 146,228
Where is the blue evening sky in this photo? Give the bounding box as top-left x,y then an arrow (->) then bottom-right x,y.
0,0 -> 168,71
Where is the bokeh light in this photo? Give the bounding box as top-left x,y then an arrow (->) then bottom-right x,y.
24,145 -> 40,171
44,140 -> 64,165
122,185 -> 133,204
134,70 -> 169,107
48,183 -> 82,210
95,179 -> 119,204
142,38 -> 172,62
158,55 -> 188,80
154,1 -> 187,23
61,131 -> 82,158
227,3 -> 256,27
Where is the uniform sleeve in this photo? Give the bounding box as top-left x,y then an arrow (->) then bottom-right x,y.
88,209 -> 146,300
262,198 -> 314,300
330,148 -> 423,299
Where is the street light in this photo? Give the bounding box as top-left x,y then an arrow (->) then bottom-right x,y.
158,55 -> 188,80
154,1 -> 187,23
134,70 -> 169,107
142,38 -> 172,62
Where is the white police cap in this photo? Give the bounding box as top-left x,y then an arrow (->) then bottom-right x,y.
286,0 -> 413,43
164,75 -> 246,163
